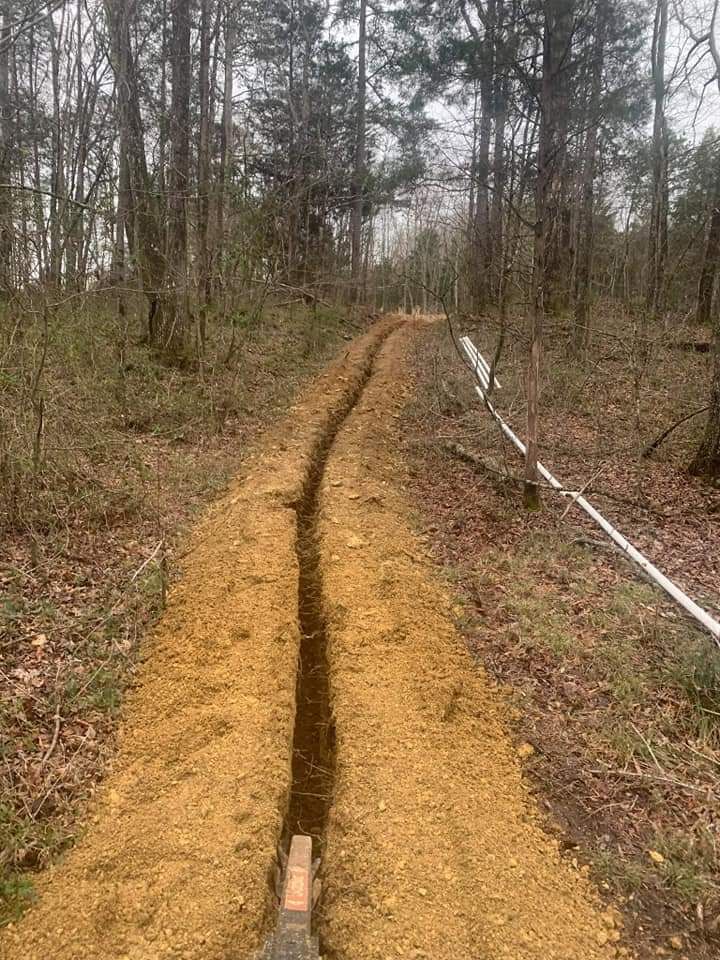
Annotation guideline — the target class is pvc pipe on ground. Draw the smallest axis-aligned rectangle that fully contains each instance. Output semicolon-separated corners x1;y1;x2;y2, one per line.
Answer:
460;336;501;390
460;336;492;378
463;349;490;391
459;337;720;649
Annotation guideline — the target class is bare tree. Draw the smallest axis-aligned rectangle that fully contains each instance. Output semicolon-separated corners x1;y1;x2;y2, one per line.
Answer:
152;0;191;359
105;0;165;342
350;0;367;300
217;0;234;289
0;0;12;293
645;0;668;320
197;0;215;349
524;0;575;509
689;0;720;477
572;0;606;354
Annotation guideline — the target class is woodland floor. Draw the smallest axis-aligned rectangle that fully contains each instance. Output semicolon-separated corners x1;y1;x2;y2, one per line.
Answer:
401;310;720;959
0;311;718;960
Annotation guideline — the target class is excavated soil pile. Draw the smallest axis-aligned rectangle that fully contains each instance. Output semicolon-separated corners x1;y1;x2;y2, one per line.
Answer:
319;321;626;960
3;316;630;960
0;317;399;960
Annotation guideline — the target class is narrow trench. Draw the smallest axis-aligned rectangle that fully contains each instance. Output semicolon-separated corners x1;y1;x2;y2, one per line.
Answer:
284;446;337;852
281;334;391;863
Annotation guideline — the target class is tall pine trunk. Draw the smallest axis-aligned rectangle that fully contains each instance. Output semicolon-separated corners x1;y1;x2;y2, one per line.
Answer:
460;0;496;312
646;0;668;320
696;177;720;326
350;0;366;301
0;0;12;294
572;0;605;353
472;72;492;310
689;332;720;478
525;0;573;509
197;0;213;350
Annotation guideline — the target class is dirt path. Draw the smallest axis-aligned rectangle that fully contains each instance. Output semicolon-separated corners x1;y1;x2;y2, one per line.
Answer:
1;318;626;960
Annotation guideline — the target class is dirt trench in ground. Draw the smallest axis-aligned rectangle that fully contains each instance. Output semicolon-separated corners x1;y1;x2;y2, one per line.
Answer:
2;317;624;960
0;317;398;960
317;322;622;960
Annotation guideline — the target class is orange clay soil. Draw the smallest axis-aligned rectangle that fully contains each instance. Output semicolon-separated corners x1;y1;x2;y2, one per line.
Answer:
318;320;628;960
2;315;631;960
0;317;399;960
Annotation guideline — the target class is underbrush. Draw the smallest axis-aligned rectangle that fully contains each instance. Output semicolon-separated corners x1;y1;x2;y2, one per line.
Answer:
0;295;344;536
402;315;720;958
0;291;351;925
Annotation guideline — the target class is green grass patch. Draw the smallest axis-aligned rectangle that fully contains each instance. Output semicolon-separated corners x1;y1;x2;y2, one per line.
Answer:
0;875;37;926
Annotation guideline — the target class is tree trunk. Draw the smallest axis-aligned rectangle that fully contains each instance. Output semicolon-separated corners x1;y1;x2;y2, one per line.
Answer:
197;0;213;350
525;0;573;509
464;83;480;310
28;25;47;280
0;0;12;294
689;0;720;477
646;0;668;319
689;331;720;478
472;67;493;311
158;0;192;360
217;1;234;289
48;12;64;287
66;0;86;291
350;0;366;301
296;0;312;286
572;0;605;353
696;196;720;326
458;0;499;311
489;69;507;304
113;134;130;285
105;0;165;339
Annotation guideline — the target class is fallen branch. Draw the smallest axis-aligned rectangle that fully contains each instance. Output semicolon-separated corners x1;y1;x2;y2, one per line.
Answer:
591;486;660;514
593;767;710;796
275;298;304;307
560;463;607;520
668;340;711;353
129;539;164;584
41;709;62;765
642;405;710;458
570;536;613;551
249;278;332;308
442;440;522;485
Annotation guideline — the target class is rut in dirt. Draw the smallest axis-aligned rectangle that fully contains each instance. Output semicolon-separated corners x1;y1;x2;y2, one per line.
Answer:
282;331;392;859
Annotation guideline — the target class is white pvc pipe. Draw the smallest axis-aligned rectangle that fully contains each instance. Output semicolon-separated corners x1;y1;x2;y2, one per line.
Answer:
461;337;500;389
460;337;720;648
461;343;490;391
460;335;501;389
